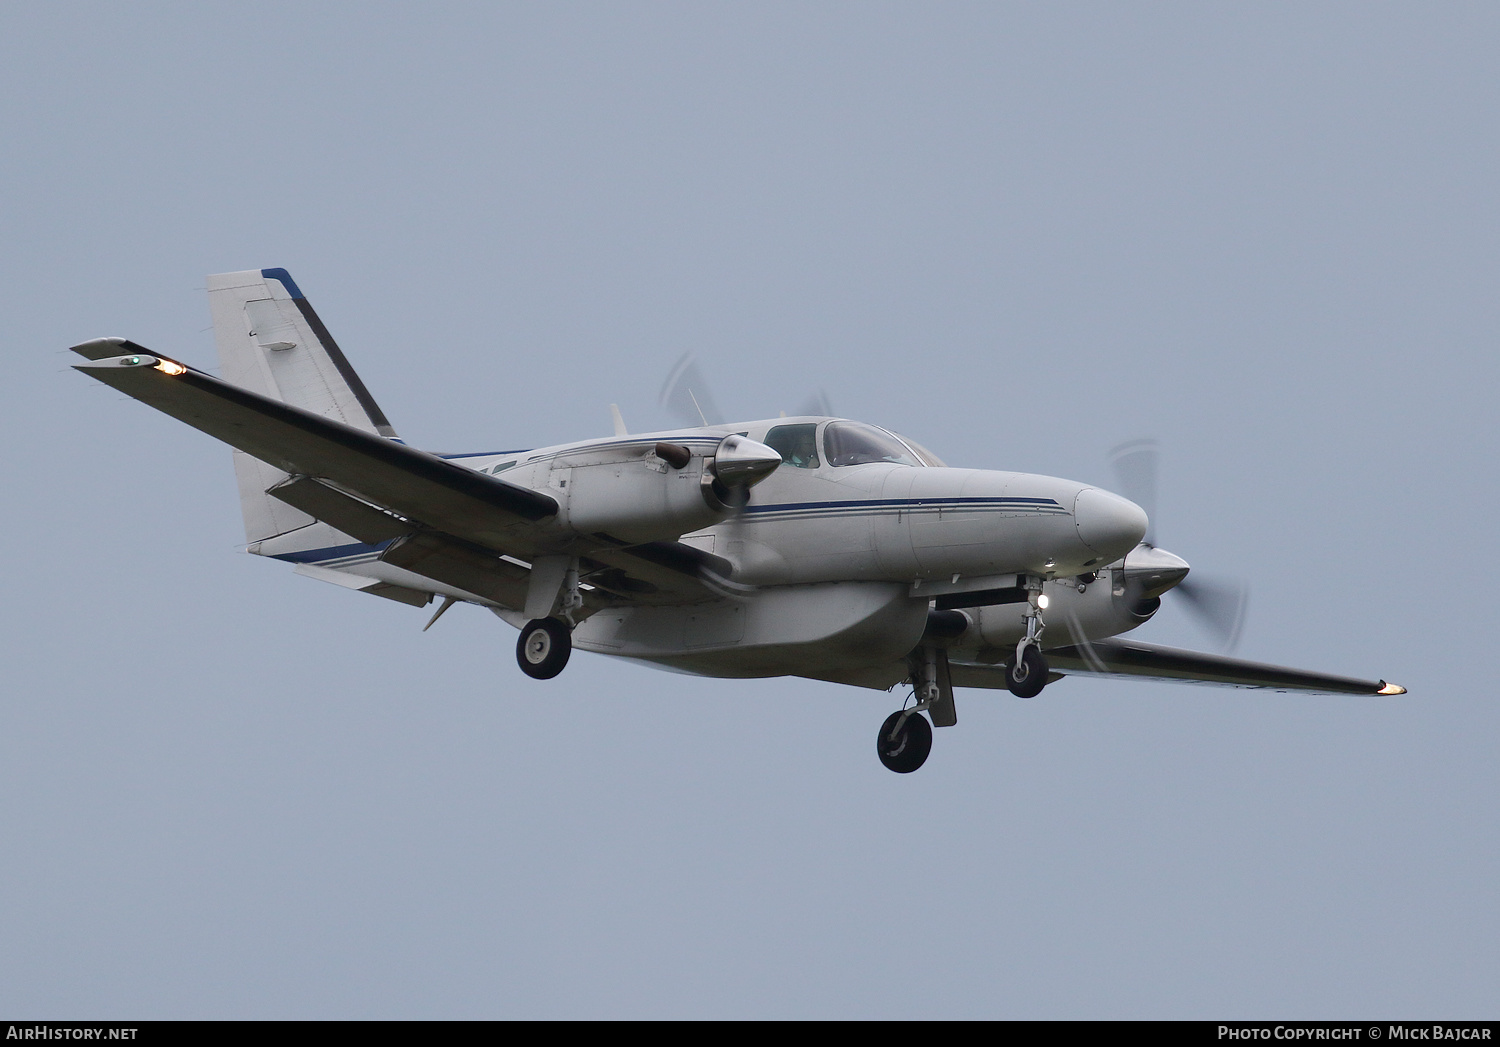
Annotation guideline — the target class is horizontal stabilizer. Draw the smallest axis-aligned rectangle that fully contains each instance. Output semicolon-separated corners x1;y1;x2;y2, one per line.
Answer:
293;562;432;607
268;475;412;546
379;532;533;608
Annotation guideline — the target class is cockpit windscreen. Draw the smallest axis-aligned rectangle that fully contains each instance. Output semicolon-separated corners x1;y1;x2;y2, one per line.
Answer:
823;422;925;468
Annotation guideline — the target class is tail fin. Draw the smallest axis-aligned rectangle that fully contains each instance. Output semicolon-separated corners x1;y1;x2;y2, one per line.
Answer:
208;268;395;435
207;268;397;546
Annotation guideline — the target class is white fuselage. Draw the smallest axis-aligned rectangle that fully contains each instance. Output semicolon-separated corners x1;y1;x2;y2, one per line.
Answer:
429;417;1152;686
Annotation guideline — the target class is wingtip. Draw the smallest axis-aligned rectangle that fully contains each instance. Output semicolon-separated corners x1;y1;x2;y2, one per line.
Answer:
1377;682;1407;695
72;352;190;377
69;336;138;360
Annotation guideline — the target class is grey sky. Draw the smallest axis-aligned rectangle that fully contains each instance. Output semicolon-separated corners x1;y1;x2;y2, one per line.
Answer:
2;2;1495;1018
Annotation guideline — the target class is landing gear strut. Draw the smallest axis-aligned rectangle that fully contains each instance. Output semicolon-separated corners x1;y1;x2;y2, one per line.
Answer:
516;617;571;679
1007;576;1050;699
876;709;932;773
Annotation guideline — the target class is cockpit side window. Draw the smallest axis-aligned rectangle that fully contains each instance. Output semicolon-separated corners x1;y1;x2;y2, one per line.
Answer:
764;423;820;469
823;422;923;468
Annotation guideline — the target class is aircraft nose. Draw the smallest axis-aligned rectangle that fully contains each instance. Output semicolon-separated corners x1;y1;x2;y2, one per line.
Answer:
1074;487;1149;561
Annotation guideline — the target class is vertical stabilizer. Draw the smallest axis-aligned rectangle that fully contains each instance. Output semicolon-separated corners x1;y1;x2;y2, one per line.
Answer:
207;268;398;545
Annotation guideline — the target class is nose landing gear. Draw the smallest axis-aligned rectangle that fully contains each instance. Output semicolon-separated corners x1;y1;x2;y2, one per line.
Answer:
1007;577;1050;698
1006;644;1048;698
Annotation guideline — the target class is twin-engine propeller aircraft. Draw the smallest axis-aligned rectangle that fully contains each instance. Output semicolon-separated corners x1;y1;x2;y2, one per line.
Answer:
72;268;1405;773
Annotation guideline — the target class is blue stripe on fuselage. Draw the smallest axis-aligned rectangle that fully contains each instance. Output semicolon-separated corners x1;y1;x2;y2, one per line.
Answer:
265;498;1060;565
743;496;1063;516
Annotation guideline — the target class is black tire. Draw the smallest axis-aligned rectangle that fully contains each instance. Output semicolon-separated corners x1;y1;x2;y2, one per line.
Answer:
516;618;572;679
1006;645;1048;699
876;710;933;773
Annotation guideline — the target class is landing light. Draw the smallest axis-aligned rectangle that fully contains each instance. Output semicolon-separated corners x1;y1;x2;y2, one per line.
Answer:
155;359;187;376
1037;594;1050;609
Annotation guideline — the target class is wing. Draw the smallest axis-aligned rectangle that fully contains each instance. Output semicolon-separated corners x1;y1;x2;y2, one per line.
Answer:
949;637;1405;696
75;343;558;544
73;343;724;610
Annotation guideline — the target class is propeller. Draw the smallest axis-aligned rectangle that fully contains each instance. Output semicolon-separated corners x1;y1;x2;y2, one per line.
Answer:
1108;438;1158;547
659;352;723;427
793;389;834;418
658;352;835;429
651;354;832;588
1108;438;1249;652
1174;575;1249;651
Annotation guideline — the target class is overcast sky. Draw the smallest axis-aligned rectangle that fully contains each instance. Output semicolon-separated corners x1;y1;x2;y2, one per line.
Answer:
2;2;1495;1018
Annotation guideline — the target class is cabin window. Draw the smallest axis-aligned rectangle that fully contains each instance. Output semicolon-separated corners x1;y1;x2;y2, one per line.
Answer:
823;422;923;468
764;423;820;469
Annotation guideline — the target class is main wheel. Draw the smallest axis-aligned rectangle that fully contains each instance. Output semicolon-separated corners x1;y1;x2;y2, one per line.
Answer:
516;617;572;679
876;710;933;773
1006;644;1048;699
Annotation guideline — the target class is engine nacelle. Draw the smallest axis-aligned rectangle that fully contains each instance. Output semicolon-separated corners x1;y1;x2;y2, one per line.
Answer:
559;435;781;545
963;568;1158;650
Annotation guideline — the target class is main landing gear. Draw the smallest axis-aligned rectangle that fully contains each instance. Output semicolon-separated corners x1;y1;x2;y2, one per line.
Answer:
516;617;572;679
876;641;954;773
515;556;582;680
877;709;932;773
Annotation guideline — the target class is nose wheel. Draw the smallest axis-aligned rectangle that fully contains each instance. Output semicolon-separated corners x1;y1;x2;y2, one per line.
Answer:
1006;644;1049;698
877;709;932;773
517;617;572;679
